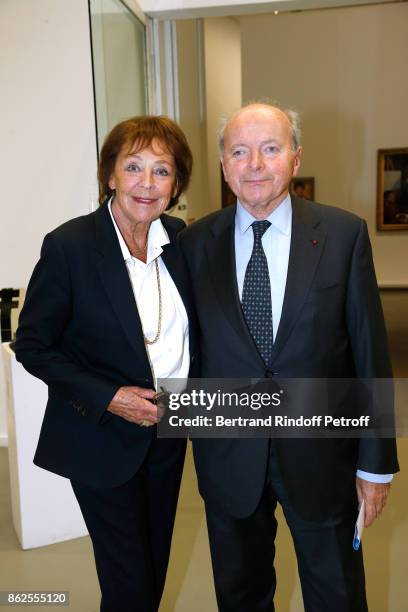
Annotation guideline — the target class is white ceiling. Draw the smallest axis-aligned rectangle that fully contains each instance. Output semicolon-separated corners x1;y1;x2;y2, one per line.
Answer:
137;0;403;20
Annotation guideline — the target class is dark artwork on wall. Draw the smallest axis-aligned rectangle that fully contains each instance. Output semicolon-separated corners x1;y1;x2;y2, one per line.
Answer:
290;177;315;201
377;148;408;230
221;165;236;208
0;288;19;342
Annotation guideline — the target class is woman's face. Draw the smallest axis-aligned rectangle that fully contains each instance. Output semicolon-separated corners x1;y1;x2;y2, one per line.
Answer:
109;139;177;227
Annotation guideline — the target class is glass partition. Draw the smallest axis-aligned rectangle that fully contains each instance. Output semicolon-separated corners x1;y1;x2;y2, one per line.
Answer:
89;0;147;153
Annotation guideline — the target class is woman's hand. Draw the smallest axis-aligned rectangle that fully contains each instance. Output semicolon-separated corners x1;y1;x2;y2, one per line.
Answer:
107;386;159;425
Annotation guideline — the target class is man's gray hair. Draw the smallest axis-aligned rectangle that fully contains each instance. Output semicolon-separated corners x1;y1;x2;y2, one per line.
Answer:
218;102;301;156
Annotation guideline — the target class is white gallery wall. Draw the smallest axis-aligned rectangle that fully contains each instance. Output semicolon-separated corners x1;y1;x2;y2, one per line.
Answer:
240;2;408;286
0;0;98;444
0;0;98;289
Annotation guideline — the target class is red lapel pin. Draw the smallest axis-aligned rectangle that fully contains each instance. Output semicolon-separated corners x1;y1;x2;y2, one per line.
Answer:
311;239;318;247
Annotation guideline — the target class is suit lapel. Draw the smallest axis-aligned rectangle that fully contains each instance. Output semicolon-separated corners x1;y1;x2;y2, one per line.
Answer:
160;216;197;356
93;205;149;363
205;205;263;362
160;244;191;318
160;216;190;315
270;197;326;363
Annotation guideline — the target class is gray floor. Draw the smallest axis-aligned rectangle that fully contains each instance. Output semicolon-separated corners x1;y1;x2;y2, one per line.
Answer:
0;290;407;611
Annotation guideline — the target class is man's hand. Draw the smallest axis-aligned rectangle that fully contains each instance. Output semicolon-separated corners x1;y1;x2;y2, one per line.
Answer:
107;386;158;425
356;477;390;528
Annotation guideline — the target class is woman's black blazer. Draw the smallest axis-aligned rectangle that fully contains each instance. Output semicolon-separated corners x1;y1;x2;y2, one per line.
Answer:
15;204;198;487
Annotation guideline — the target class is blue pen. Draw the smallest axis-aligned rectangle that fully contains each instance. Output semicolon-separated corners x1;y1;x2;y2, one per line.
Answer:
353;525;361;551
353;500;365;550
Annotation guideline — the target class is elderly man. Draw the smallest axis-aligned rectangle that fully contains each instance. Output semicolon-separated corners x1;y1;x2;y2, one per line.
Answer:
180;103;398;612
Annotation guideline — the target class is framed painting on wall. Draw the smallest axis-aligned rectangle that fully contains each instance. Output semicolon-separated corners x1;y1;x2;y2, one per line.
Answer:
377;148;408;230
290;177;315;201
221;164;236;208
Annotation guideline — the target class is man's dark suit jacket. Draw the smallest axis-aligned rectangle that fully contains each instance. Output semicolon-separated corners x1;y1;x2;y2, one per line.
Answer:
180;197;399;521
15;203;197;488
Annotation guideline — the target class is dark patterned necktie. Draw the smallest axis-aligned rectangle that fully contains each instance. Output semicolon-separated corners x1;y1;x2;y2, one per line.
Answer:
241;220;273;365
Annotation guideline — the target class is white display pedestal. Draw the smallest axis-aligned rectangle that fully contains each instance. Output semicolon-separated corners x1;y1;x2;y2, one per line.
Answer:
0;288;26;446
2;343;88;549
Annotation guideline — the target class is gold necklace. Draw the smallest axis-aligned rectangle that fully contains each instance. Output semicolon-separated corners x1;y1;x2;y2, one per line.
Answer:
144;258;162;345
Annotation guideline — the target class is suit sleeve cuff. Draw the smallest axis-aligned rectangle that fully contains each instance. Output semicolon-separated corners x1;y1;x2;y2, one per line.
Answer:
356;470;394;483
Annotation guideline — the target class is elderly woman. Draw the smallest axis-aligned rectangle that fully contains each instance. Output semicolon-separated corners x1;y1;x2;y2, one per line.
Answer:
15;116;196;612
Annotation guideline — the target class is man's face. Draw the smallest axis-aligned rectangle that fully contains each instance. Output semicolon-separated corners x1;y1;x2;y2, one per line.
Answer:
221;106;302;218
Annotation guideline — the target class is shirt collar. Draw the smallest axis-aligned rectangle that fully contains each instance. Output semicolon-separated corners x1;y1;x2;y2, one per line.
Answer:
235;193;292;237
108;199;170;264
